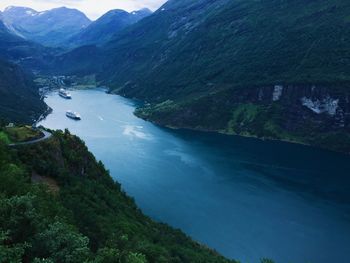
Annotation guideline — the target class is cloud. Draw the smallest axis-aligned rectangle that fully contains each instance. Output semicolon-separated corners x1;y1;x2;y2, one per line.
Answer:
0;0;167;20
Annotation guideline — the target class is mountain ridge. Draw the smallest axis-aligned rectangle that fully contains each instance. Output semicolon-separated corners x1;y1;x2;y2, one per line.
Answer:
2;6;91;46
66;8;152;47
91;0;350;153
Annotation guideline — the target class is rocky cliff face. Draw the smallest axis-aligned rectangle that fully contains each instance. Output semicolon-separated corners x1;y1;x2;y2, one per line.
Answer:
229;84;350;132
136;85;350;153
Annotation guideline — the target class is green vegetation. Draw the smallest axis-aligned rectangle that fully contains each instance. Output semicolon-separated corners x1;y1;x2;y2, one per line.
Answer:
0;128;242;263
0;131;10;144
91;0;350;153
118;0;350;94
4;126;43;142
0;125;44;144
0;59;47;124
227;104;261;135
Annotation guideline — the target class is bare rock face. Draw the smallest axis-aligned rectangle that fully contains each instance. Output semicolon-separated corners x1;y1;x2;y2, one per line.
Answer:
241;84;350;132
136;83;350;152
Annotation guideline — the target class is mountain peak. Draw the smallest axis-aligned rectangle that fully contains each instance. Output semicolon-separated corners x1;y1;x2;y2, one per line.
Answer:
3;6;38;16
105;9;129;16
2;5;91;46
131;8;152;16
4;6;30;11
67;7;152;47
50;6;85;14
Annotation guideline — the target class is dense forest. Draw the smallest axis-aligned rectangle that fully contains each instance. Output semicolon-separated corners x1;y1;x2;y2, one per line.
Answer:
0;127;246;262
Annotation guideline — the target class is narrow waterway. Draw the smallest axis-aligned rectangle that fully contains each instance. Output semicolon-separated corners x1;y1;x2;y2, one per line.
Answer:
39;89;350;263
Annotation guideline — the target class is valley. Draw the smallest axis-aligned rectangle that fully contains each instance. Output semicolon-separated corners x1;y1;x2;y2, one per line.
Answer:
35;0;350;153
0;0;350;262
39;89;350;263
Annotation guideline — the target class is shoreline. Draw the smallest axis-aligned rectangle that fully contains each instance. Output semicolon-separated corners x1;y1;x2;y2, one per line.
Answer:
39;86;349;155
135;113;350;156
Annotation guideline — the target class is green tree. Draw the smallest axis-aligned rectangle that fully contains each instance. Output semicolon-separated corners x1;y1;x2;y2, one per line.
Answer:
0;231;26;263
34;221;90;263
94;247;121;263
126;252;147;263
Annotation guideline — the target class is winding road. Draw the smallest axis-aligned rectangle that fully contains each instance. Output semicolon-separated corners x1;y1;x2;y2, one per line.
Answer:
9;130;52;147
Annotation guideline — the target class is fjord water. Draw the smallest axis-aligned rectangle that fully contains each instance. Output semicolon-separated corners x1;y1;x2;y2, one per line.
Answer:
39;89;350;263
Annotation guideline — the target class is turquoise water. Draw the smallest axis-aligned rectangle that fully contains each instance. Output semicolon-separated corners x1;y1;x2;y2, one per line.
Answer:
39;89;350;263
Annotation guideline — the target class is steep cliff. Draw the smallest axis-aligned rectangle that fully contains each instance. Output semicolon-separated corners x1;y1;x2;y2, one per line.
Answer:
136;84;350;153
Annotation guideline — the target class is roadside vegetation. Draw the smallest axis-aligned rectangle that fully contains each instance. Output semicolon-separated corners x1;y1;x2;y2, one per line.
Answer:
4;126;43;143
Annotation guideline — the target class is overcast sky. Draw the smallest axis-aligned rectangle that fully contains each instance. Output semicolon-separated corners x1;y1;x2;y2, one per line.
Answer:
0;0;167;20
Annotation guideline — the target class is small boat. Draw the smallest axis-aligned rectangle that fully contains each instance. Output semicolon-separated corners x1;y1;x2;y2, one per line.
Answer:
59;88;72;99
66;110;81;120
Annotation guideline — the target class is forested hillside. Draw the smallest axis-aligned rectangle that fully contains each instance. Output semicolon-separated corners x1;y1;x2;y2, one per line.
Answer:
0;60;47;123
0;17;52;124
0;129;237;263
90;0;350;153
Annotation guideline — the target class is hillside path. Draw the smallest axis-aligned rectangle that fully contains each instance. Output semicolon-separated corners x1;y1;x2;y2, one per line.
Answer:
9;130;52;147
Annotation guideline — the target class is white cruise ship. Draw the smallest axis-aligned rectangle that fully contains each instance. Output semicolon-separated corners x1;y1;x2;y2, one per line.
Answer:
66;111;81;120
59;88;72;99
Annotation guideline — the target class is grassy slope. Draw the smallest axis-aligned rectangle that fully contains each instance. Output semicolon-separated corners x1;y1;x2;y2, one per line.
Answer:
4;126;42;142
0;129;238;263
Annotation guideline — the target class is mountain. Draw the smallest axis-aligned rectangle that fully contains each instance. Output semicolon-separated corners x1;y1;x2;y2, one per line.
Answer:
0;17;50;124
0;128;237;263
68;8;152;47
0;18;56;71
68;0;349;153
2;6;91;46
0;59;47;123
0;17;22;42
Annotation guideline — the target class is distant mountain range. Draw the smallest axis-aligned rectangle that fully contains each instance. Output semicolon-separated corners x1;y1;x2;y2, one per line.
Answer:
0;6;152;48
1;6;91;47
56;0;350;153
67;8;152;47
0;17;56;70
0;5;151;124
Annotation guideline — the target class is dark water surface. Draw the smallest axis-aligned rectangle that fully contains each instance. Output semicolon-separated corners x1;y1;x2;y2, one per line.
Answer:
39;89;350;263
